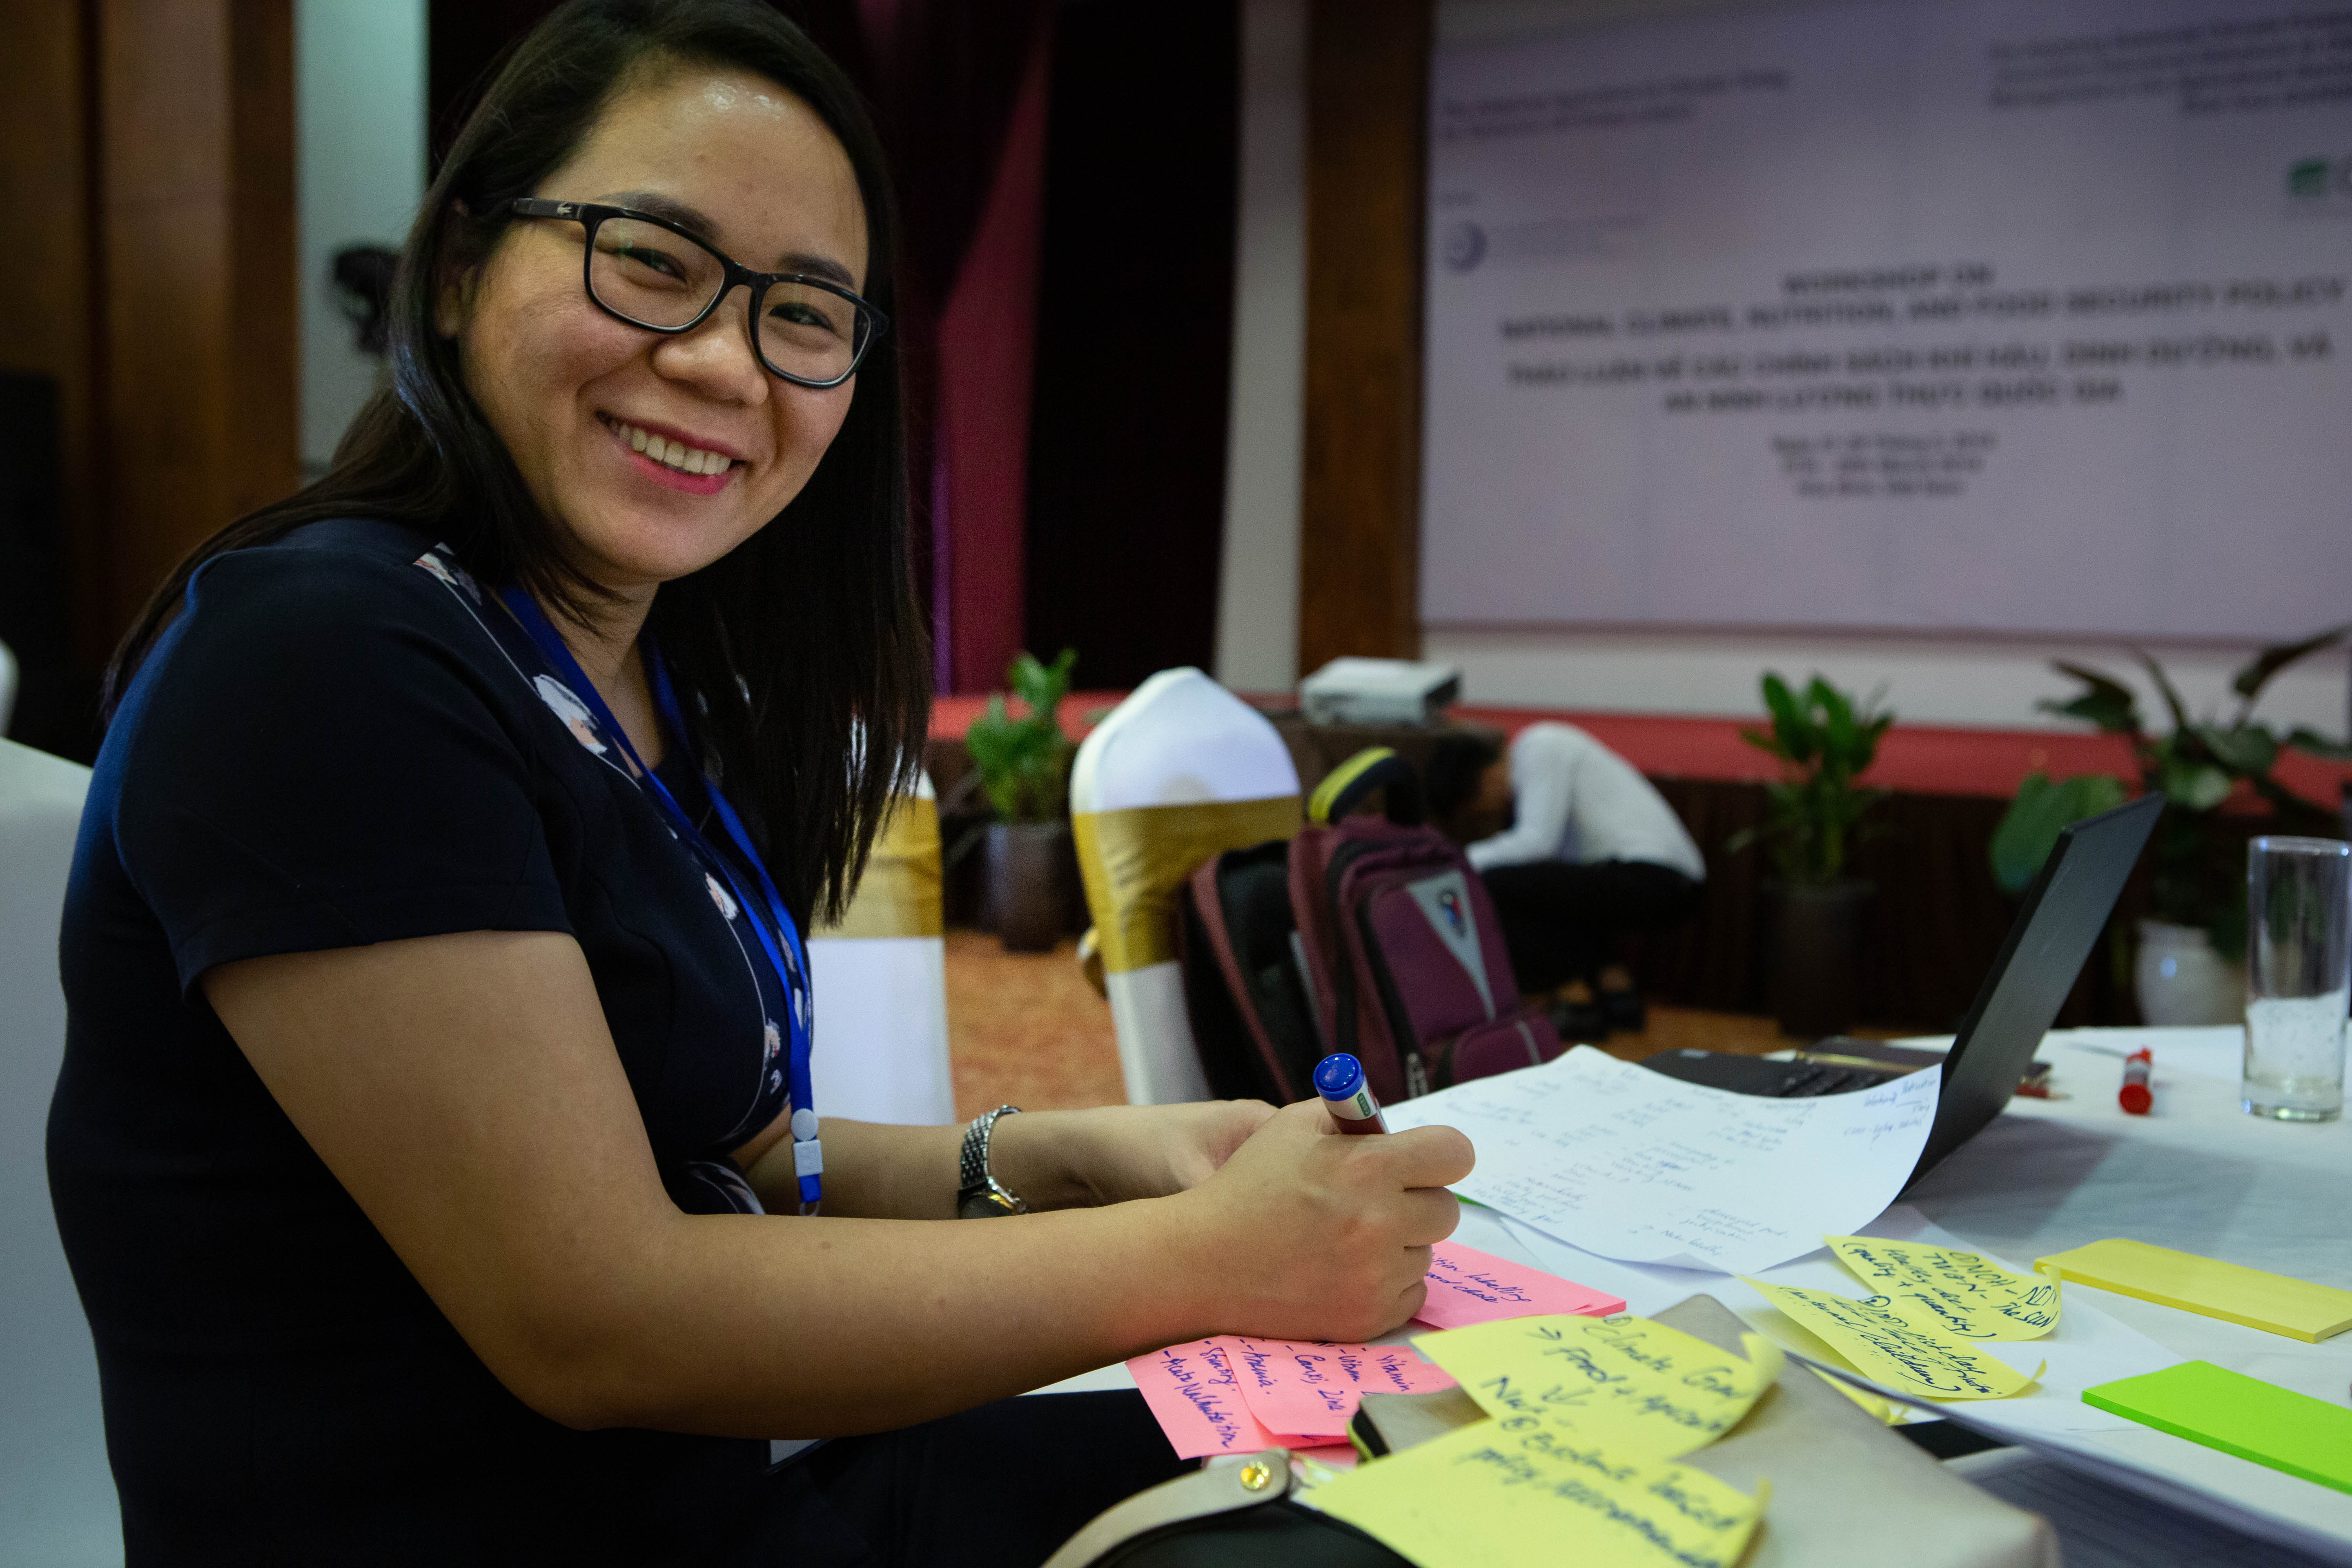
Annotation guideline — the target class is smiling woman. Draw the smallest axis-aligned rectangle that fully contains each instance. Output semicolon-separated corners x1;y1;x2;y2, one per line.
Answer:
46;2;1472;1566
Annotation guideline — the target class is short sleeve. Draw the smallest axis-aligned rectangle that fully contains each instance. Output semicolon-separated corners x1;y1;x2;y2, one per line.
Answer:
112;543;571;996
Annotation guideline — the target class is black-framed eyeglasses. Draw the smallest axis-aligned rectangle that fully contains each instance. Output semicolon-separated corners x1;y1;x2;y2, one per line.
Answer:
508;197;886;389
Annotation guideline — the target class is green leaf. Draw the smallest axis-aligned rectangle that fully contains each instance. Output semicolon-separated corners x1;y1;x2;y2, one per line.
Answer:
2131;647;2193;735
2041;662;2141;735
1990;773;2129;893
2285;726;2352;763
2194;724;2277;777
2157;757;2233;813
1760;673;1814;765
2232;621;2352;704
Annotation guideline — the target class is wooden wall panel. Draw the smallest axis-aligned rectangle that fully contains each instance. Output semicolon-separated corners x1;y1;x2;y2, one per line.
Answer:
0;0;102;668
96;0;298;651
1297;0;1430;675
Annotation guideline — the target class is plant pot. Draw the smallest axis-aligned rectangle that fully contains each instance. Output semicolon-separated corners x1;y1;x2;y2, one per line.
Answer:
1760;878;1875;1039
2132;917;2245;1027
984;821;1083;954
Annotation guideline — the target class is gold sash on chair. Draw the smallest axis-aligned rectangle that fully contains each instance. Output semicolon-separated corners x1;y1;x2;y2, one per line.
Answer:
815;795;944;940
1072;795;1302;974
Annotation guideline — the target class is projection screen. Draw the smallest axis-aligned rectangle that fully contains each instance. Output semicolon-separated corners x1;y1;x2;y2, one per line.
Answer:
1421;0;2352;640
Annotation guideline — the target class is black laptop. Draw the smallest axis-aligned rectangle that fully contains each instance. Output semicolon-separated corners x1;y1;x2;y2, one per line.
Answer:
1640;793;2161;1185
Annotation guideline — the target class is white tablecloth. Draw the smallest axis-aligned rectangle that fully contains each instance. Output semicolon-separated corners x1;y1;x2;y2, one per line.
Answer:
1043;1026;2352;1555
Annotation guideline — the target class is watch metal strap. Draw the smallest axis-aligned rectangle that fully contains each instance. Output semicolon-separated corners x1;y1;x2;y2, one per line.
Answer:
957;1105;1027;1218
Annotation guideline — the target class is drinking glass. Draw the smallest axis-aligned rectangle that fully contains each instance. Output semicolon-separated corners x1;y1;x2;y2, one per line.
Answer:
2243;836;2351;1121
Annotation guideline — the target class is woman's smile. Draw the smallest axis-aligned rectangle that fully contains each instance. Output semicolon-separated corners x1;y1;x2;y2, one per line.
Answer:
596;411;743;494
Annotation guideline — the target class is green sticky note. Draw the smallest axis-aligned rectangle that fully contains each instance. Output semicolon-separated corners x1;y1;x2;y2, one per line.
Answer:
2082;1362;2352;1495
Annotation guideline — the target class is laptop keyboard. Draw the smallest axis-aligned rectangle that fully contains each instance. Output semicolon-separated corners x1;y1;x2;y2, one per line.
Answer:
1769;1063;1895;1097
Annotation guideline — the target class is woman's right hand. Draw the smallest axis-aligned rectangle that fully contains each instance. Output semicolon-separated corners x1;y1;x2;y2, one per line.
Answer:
1170;1098;1474;1343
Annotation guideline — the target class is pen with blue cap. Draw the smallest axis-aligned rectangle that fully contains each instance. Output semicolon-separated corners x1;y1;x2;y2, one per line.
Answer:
1314;1052;1388;1134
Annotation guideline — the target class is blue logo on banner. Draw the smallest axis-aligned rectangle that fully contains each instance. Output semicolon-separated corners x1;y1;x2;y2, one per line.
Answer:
1442;220;1488;273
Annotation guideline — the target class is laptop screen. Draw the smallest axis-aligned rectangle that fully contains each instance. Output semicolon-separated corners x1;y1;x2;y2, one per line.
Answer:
1907;793;2162;1184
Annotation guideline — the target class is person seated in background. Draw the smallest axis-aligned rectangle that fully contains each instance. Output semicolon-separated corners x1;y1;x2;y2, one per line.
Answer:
1427;723;1705;1039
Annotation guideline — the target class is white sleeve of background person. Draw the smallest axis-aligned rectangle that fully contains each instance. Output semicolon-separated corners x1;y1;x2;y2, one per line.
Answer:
1465;722;1580;871
1561;729;1707;880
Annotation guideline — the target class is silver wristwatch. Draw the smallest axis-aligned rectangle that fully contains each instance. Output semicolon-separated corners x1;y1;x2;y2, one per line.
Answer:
956;1105;1027;1218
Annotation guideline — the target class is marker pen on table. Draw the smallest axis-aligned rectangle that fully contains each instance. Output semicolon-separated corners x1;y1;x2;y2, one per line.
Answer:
2118;1048;2153;1115
1315;1053;1388;1134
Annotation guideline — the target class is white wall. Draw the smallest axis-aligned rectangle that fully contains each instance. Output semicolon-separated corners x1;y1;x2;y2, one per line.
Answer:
1213;0;2352;738
296;0;428;475
1214;0;1310;695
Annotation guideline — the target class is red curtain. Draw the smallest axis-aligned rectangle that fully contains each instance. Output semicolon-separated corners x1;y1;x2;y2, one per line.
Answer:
831;0;1056;694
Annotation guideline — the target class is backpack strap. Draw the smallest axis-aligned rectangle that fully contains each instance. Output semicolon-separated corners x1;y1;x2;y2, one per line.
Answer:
1307;747;1425;827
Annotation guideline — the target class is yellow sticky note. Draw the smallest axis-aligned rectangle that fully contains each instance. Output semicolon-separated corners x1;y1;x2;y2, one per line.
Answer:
1308;1419;1767;1568
1414;1313;1783;1459
2035;1238;2352;1343
1741;1278;2038;1401
1825;1235;2060;1340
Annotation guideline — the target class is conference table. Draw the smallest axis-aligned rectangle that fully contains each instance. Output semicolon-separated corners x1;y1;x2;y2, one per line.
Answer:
1042;1025;2352;1561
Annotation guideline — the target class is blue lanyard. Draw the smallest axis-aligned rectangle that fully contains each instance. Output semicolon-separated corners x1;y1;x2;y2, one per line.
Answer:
499;588;821;1212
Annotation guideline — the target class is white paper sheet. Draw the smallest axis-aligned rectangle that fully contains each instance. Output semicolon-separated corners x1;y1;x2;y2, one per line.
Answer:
1385;1045;1939;1274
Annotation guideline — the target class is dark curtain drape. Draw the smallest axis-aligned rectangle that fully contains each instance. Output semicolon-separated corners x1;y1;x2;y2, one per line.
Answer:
800;0;1055;693
1022;0;1240;690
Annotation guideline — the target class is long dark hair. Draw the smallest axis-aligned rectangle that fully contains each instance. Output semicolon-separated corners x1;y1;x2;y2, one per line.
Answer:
107;0;929;925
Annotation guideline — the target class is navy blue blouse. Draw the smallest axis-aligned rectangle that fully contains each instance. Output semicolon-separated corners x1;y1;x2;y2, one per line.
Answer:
49;517;800;1563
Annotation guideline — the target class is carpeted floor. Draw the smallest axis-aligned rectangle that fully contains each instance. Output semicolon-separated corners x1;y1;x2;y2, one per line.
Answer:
943;929;1822;1120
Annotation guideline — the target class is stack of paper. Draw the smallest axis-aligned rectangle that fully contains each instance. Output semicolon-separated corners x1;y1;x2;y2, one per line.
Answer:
1384;1045;1941;1274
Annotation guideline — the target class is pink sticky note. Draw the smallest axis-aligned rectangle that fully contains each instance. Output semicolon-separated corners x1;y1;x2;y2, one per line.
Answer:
1227;1337;1457;1438
1412;1240;1627;1330
1128;1339;1304;1459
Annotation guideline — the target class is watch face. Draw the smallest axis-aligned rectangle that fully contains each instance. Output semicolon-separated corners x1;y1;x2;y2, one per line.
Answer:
956;1188;1021;1220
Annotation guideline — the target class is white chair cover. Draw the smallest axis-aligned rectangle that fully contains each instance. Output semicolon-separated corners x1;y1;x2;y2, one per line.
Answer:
1070;669;1300;1105
0;739;118;1562
807;771;955;1127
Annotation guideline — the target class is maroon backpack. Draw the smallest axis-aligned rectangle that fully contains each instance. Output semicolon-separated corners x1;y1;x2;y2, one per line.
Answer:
1180;748;1561;1105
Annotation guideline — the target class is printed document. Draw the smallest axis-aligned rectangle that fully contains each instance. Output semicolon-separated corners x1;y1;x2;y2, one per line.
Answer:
1385;1046;1937;1274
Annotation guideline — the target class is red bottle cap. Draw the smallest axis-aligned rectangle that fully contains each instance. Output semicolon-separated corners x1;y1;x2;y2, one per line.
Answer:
2118;1048;2153;1115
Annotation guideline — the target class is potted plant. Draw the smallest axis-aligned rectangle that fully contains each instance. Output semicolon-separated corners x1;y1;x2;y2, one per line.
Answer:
1730;673;1895;1037
963;648;1083;953
1991;626;2352;1025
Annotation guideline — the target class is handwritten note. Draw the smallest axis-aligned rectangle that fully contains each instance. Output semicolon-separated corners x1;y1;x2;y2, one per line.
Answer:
1128;1339;1301;1458
1825;1235;2060;1340
1230;1336;1458;1438
1417;1240;1627;1329
1383;1045;1939;1274
1414;1313;1783;1459
1307;1420;1768;1568
1741;1279;2038;1401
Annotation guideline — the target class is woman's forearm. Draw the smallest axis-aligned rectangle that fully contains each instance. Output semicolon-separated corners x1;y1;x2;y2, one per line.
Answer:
553;1197;1216;1437
744;1112;1122;1220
